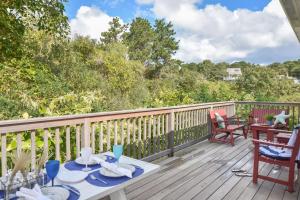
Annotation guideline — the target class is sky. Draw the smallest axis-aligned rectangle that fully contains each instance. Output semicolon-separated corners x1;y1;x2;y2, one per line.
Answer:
65;0;300;64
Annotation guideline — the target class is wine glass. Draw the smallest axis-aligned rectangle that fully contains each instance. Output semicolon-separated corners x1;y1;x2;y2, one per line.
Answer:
81;147;92;172
45;160;60;186
113;145;123;165
254;118;258;124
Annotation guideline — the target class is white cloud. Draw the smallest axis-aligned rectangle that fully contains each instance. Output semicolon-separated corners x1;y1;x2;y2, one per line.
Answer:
138;0;300;63
70;6;113;40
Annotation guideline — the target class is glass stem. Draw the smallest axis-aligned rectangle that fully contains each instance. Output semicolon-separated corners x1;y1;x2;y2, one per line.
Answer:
52;179;54;186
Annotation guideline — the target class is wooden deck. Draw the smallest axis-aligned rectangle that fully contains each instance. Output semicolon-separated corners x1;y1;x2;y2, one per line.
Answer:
124;137;300;200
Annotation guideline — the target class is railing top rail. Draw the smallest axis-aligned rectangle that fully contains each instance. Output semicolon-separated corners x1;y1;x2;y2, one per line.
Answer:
0;101;234;129
235;101;300;105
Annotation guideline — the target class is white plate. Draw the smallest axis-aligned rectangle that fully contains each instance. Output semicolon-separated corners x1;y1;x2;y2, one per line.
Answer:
41;186;70;200
75;155;106;166
99;163;135;178
57;170;87;183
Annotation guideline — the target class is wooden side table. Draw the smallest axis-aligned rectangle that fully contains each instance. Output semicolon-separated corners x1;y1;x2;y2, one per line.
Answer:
251;124;273;140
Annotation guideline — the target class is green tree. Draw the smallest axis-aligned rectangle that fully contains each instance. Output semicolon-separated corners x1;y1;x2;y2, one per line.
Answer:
71;36;97;63
0;0;69;61
235;67;295;101
197;60;227;80
150;19;179;78
124;17;154;64
100;17;126;45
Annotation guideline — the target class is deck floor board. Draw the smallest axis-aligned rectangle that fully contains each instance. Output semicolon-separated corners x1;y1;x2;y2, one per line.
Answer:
122;137;300;200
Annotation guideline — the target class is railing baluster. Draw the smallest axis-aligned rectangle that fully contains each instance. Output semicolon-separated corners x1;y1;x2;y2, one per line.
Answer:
193;111;196;139
197;110;200;137
1;134;7;175
44;129;49;159
147;116;152;156
76;125;81;158
31;131;36;170
143;117;147;141
153;116;156;153
55;128;60;161
190;111;193;140
91;123;96;153
179;112;182;144
114;120;118;145
143;117;147;157
138;117;142;159
121;120;125;145
157;115;161;152
185;112;188;142
66;126;71;161
16;132;22;157
127;119;131;156
292;106;295;126
133;118;136;158
82;119;91;148
162;115;165;150
107;121;111;151
165;114;169;148
168;111;175;157
175;113;178;145
99;122;103;152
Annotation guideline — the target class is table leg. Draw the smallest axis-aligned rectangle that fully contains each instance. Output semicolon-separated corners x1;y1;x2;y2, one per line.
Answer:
252;129;259;140
110;189;127;200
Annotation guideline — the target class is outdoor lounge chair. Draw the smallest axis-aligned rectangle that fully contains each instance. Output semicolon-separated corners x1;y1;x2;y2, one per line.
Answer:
248;108;289;129
253;126;300;192
209;109;246;146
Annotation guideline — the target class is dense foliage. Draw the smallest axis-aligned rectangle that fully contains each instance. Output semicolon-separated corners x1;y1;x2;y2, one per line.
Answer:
0;4;300;120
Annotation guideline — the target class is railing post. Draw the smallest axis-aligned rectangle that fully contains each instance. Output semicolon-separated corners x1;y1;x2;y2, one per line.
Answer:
83;119;90;148
167;110;175;157
207;108;212;136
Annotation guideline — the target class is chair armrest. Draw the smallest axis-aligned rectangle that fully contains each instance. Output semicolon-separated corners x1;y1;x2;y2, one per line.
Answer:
268;129;292;134
228;115;239;119
227;116;240;125
252;139;294;149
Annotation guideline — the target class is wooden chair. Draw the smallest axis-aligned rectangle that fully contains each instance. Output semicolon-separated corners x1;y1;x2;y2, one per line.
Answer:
253;128;300;192
209;109;246;146
248;108;289;127
247;108;290;135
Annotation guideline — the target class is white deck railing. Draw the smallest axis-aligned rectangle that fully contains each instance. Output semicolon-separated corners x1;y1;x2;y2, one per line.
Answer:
0;102;236;176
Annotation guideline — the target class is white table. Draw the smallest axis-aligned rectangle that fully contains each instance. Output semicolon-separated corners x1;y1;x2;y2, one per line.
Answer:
57;152;160;200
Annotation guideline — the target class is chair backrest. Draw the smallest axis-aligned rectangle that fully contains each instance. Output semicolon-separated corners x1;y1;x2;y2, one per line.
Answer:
209;109;228;131
249;108;289;124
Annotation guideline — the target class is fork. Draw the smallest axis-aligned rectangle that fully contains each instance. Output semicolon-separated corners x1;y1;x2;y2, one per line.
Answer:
90;174;108;184
61;185;80;196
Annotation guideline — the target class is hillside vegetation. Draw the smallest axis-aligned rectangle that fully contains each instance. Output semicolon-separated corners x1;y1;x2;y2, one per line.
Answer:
1;1;300;120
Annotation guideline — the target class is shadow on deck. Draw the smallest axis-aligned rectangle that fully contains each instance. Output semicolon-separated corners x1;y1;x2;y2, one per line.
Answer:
124;137;300;200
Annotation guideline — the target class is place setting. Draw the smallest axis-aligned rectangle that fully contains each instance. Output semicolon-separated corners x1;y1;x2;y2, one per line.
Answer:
84;145;144;187
0;145;146;199
17;156;80;200
0;151;80;200
64;148;116;172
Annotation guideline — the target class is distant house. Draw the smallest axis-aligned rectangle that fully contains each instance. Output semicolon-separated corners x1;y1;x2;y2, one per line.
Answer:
223;68;242;81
